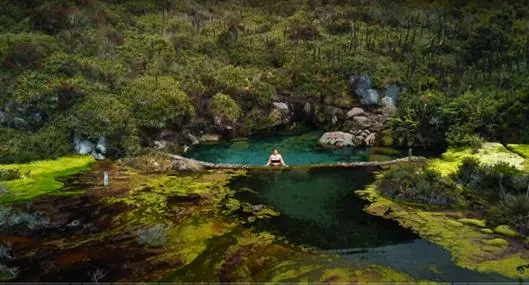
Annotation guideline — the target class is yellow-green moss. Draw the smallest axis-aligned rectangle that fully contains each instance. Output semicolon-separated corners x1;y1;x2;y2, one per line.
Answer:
356;187;529;280
507;144;529;170
446;220;464;227
428;143;526;176
493;225;520;238
480;228;494;234
0;156;95;203
481;238;509;248
458;218;486;228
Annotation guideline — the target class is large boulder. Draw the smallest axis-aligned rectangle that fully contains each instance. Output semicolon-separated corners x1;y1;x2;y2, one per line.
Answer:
75;139;94;155
270;102;291;126
347;107;364;118
318;131;357;147
349;75;372;90
349;75;380;106
272;102;289;114
95;137;107;154
355;89;380;106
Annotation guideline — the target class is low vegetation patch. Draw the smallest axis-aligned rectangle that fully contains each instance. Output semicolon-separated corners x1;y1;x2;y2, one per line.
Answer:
0;156;94;203
136;224;167;247
0;169;20;182
374;162;459;208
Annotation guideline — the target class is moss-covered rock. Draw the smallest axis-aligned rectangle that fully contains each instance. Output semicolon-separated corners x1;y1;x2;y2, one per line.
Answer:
481;238;509;247
458;218;487;228
480;228;494;234
493;225;520;238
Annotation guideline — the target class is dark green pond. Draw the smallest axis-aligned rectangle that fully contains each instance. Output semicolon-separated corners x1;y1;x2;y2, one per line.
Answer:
187;131;431;165
229;168;513;282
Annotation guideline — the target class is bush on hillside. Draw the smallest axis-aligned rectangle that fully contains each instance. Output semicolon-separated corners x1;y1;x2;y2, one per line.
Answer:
126;76;194;129
209;93;241;123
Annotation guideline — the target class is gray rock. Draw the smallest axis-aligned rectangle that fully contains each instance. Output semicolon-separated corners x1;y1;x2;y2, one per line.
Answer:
349;75;372;90
91;151;105;160
75;140;94;155
187;133;199;145
199;134;220;142
347;107;364;118
384;84;399;102
271;102;291;125
364;133;377;146
353;116;370;128
381;96;396;108
153;140;168;149
95;137;107;154
272;102;289;114
355;89;379;106
318;131;356;147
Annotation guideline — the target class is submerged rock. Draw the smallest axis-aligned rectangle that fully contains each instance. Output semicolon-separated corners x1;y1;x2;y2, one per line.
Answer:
318;131;357;147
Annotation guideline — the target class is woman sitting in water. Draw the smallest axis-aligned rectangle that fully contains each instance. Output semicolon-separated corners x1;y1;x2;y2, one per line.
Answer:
265;148;287;167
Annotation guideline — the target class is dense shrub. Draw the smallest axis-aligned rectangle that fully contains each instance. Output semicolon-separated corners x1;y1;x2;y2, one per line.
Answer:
485;194;529;236
375;163;460;207
209;93;241;123
287;11;320;41
453;158;528;200
30;5;73;35
126;76;194;129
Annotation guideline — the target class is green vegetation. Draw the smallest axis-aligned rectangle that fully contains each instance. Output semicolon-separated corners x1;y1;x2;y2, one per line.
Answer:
374;162;459;207
0;156;94;203
366;143;529;279
2;1;529;162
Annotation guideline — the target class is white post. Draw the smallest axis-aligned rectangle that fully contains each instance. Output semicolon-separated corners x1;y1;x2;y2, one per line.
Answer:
103;171;109;186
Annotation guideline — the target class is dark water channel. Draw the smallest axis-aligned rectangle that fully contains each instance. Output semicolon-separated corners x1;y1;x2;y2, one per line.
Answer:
228;167;514;282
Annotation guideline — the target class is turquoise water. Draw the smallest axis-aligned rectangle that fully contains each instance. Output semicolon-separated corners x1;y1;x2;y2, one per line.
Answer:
229;168;513;282
187;132;421;165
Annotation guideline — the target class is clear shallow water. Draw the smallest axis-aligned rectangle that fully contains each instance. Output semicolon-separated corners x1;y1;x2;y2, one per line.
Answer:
186;131;422;165
229;168;513;282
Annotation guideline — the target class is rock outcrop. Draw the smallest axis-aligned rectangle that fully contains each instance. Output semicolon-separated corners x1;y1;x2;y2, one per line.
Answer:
74;136;107;160
318;131;357;147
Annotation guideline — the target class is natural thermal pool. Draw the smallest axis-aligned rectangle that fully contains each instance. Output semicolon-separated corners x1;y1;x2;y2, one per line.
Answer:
186;131;430;165
1;135;524;282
